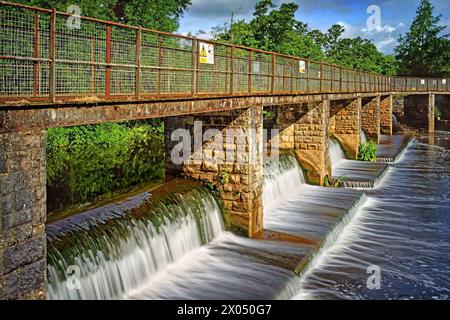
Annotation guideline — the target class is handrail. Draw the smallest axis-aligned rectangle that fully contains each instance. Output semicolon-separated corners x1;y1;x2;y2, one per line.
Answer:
0;0;449;104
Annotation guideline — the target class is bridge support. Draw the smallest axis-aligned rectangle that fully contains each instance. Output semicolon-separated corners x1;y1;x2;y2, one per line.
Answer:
329;98;361;160
361;96;381;143
404;94;435;133
164;107;263;237
380;95;393;135
0;130;46;300
263;102;331;185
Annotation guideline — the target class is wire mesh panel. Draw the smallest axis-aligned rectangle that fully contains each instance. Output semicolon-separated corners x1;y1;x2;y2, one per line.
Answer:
232;48;250;94
0;5;50;97
160;34;193;95
198;41;229;95
292;58;307;93
273;56;293;93
251;51;272;93
140;31;159;95
55;15;107;95
406;77;418;92
332;66;340;93
429;79;438;91
307;62;320;93
348;70;355;92
321;64;332;92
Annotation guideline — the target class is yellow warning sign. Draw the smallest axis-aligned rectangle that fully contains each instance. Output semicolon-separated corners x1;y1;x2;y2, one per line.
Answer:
199;42;214;64
299;60;306;74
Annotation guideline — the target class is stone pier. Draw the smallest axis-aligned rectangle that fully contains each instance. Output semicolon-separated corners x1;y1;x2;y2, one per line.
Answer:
361;96;381;143
0;130;46;300
380;95;393;135
404;94;435;133
329;98;361;159
264;102;331;185
164;106;263;237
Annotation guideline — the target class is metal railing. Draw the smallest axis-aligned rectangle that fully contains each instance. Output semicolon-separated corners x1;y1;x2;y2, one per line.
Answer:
1;1;449;104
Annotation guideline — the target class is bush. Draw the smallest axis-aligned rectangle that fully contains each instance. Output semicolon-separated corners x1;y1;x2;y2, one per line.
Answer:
435;105;442;119
358;140;378;162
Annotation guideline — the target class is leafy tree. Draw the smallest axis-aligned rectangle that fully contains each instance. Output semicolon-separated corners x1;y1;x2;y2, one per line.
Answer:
213;0;396;74
395;0;450;77
15;0;191;32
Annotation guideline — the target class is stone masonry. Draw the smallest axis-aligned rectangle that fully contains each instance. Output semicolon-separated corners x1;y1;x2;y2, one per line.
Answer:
329;98;361;159
361;96;381;143
380;95;393;135
0;130;46;300
263;102;331;185
165;107;263;237
404;94;435;133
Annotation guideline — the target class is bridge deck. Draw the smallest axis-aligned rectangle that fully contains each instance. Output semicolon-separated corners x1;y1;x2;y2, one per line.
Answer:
1;1;450;109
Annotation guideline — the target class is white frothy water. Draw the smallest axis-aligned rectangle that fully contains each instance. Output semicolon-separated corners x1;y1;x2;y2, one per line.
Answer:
329;138;346;165
263;156;306;210
47;193;224;300
360;130;367;144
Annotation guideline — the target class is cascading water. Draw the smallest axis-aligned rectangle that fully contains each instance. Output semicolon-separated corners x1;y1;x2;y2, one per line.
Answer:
263;155;306;210
294;134;450;299
46;187;224;300
329;138;346;165
360;130;367;144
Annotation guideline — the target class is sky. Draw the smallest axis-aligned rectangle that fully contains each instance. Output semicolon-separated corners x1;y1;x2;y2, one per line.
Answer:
178;0;450;54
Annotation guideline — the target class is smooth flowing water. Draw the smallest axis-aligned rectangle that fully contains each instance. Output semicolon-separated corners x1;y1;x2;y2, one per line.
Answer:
360;130;368;144
47;132;450;300
329;139;347;165
295;132;450;299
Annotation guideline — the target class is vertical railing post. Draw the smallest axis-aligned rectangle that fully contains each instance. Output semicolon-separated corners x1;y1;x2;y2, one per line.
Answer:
157;34;162;96
191;38;197;97
135;27;141;99
105;25;111;98
91;38;96;94
306;61;310;93
290;58;294;93
224;45;229;94
33;14;39;98
230;45;235;95
330;66;334;93
248;50;252;94
49;8;56;102
339;66;342;93
271;53;275;93
319;62;323;93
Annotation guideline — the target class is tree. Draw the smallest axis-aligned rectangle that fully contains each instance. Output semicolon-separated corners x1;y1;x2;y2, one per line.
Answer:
395;0;450;77
15;0;191;32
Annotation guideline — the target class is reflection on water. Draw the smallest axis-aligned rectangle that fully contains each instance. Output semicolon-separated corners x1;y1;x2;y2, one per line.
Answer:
295;131;450;300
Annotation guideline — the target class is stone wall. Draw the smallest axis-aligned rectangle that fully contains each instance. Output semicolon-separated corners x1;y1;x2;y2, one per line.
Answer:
404;94;434;133
380;95;393;135
165;107;263;237
0;130;46;300
393;95;405;121
329;98;361;159
361;96;380;142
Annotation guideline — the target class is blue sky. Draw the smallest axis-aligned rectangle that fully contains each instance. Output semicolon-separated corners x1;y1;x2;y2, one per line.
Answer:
178;0;450;53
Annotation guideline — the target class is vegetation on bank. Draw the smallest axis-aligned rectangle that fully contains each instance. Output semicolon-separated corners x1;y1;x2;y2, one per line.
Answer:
46;121;165;214
358;141;379;162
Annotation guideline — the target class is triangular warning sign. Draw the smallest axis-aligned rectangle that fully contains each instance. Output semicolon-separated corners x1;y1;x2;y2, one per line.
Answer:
200;45;207;57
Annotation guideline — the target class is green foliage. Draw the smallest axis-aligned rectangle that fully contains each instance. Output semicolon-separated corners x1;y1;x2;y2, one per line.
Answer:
16;0;191;32
219;169;230;185
358;140;379;162
395;0;450;77
435;105;442;119
324;175;347;188
263;110;277;120
46;121;164;213
213;0;396;74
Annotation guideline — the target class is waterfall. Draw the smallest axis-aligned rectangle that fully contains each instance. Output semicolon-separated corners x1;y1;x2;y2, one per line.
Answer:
392;114;398;124
328;138;346;165
263;155;306;210
360;130;367;144
46;188;224;300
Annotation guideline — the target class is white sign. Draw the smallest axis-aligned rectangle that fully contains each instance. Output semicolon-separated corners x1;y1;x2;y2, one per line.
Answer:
442;79;447;85
299;60;306;74
199;42;214;64
421;79;425;85
252;61;260;74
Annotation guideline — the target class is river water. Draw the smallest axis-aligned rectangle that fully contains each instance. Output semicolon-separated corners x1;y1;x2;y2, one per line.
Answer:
47;132;450;300
295;132;450;299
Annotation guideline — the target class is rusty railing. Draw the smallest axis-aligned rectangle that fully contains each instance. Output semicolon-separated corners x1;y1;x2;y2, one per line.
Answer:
1;1;449;104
